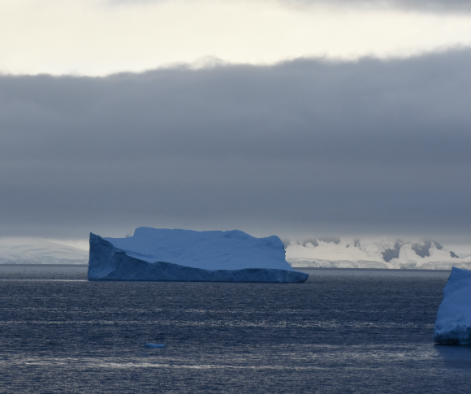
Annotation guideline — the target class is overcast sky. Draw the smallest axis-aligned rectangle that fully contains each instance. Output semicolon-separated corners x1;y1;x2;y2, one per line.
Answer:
0;0;469;245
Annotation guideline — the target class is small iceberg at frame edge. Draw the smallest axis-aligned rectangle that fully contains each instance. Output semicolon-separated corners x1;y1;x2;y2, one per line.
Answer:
434;267;471;346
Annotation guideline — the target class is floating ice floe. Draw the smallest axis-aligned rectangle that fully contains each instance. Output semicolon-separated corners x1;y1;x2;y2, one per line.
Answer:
88;227;308;283
145;343;165;348
434;267;470;345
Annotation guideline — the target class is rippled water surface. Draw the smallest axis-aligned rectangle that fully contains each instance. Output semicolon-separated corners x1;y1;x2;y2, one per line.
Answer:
0;265;469;393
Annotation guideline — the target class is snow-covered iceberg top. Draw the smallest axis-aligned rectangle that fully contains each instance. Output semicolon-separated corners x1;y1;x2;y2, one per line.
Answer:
434;267;470;345
88;227;308;283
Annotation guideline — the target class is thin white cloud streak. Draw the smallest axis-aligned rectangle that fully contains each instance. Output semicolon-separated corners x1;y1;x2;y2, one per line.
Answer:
0;0;469;76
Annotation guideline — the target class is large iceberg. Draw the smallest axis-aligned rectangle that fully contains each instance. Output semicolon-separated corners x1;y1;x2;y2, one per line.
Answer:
434;267;470;345
88;227;308;283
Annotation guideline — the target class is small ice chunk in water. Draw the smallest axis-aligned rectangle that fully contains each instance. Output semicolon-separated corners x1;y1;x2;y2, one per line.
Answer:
145;343;165;348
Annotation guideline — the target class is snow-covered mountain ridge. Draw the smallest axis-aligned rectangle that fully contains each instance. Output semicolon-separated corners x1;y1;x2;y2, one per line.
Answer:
285;237;470;270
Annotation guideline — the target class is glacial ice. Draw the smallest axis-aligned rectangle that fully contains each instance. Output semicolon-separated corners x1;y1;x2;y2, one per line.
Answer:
434;267;470;345
88;227;308;283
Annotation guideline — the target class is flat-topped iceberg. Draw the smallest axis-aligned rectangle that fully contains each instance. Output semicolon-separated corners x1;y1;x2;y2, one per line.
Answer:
88;227;308;283
434;267;470;345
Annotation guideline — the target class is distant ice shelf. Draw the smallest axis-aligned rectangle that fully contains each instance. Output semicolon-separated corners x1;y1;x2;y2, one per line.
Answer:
88;227;308;283
434;267;470;345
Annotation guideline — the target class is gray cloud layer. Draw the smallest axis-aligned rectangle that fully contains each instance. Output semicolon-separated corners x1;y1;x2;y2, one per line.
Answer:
0;50;469;240
283;0;469;13
109;0;469;13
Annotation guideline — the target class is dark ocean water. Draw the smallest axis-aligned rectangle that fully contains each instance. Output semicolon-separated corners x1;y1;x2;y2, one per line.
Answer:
0;265;469;393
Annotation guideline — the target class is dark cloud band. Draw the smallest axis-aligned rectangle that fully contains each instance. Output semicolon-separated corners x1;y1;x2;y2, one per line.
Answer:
0;49;469;240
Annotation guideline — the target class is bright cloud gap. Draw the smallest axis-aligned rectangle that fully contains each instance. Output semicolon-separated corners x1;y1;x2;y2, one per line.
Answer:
1;0;469;76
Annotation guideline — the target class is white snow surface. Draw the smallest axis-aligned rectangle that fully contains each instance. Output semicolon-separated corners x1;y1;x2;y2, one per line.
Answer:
434;267;471;345
105;227;293;271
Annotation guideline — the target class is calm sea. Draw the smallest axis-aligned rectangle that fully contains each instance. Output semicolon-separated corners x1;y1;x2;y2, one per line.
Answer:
0;265;469;393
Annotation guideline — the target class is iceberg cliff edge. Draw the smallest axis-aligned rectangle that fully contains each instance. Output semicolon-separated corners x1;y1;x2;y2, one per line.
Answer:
88;227;308;283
